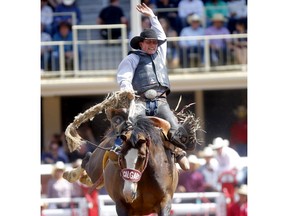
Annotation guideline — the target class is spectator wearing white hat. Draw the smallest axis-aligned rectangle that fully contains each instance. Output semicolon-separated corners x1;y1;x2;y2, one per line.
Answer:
209;137;240;176
229;184;248;216
205;13;231;65
46;161;73;208
179;14;205;67
177;155;205;193
199;146;220;191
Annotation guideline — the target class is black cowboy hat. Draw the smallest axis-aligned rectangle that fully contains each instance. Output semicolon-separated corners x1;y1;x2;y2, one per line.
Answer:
130;28;166;50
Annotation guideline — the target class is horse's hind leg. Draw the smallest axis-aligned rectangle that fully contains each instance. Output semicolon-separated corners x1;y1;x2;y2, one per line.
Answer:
63;165;84;183
63;152;92;183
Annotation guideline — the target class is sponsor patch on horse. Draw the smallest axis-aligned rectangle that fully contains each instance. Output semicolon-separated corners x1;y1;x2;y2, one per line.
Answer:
121;168;142;183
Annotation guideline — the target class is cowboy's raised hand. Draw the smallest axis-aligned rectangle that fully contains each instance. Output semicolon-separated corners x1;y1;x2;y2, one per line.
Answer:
136;3;155;17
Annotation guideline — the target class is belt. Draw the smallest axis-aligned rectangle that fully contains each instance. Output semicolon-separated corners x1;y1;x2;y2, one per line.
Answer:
139;90;167;100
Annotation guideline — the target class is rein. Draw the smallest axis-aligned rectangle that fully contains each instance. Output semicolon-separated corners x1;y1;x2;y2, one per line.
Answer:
84;139;112;151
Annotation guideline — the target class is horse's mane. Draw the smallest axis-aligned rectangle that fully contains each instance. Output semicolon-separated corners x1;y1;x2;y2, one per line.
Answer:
130;116;162;147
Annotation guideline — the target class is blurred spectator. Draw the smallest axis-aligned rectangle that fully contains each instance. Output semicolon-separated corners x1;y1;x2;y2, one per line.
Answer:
41;23;52;71
46;161;72;208
209;137;240;175
53;0;82;34
229;184;248;216
141;0;157;9
227;0;247;33
156;0;182;34
97;0;128;40
177;155;205;193
205;13;231;65
128;16;151;40
159;17;180;68
231;21;247;65
178;0;205;28
52;21;74;71
141;16;152;29
47;0;61;11
41;0;53;35
51;133;70;162
199;147;220;192
41;141;68;164
205;0;229;26
229;105;247;156
179;14;204;67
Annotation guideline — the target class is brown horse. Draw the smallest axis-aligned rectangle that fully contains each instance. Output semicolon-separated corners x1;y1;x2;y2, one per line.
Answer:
64;116;179;216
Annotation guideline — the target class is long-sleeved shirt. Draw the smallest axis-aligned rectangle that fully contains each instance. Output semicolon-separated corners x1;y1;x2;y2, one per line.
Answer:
178;0;204;19
205;0;229;20
117;16;166;91
41;5;53;26
215;146;240;175
205;26;230;49
179;26;205;48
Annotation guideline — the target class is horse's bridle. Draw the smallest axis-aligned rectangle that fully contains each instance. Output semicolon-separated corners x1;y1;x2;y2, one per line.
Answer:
118;141;150;183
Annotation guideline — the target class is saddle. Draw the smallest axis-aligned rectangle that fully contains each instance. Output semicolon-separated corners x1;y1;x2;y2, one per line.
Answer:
106;108;187;163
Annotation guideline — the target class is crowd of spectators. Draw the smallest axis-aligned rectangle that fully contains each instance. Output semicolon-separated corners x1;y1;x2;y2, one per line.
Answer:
41;0;247;71
176;136;247;214
41;0;82;71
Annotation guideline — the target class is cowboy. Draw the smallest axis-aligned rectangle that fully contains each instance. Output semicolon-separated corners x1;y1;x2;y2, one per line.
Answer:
116;3;196;170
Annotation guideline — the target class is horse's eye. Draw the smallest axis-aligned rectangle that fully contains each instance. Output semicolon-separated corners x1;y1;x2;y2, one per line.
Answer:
138;154;146;159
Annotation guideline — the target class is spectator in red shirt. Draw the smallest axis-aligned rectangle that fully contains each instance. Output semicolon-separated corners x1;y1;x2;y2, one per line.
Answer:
230;105;247;156
229;184;247;216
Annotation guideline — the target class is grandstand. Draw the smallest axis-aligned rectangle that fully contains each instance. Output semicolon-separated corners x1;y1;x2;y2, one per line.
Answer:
41;0;247;151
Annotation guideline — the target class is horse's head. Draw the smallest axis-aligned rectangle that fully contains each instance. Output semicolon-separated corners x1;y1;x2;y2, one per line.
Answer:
118;129;150;203
117;117;166;203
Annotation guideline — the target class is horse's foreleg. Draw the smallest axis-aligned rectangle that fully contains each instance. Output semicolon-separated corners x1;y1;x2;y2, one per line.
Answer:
63;166;84;183
115;202;129;216
159;195;172;216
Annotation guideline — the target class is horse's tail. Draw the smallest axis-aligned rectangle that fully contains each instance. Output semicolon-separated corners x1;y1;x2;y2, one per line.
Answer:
65;91;135;152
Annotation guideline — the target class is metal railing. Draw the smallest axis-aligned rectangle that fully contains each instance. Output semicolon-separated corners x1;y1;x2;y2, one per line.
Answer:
41;24;247;78
53;12;77;25
41;197;88;216
98;192;227;216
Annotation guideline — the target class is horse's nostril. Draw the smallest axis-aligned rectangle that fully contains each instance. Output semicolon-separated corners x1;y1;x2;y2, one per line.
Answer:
132;191;136;199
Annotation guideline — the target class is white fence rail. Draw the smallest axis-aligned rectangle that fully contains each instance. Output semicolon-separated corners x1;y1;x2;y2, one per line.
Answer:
41;192;227;216
98;192;226;216
41;197;88;216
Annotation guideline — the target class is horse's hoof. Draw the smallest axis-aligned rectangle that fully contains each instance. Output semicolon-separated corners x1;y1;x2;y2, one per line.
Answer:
80;175;93;187
63;171;71;181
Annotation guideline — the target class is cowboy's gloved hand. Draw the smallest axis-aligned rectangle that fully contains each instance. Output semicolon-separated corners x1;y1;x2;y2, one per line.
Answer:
136;3;155;18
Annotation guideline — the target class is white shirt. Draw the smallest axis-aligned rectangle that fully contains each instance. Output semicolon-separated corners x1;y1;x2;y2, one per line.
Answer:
215;146;240;175
117;16;167;91
41;5;53;26
200;158;219;190
178;0;204;19
227;0;247;18
179;26;205;48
